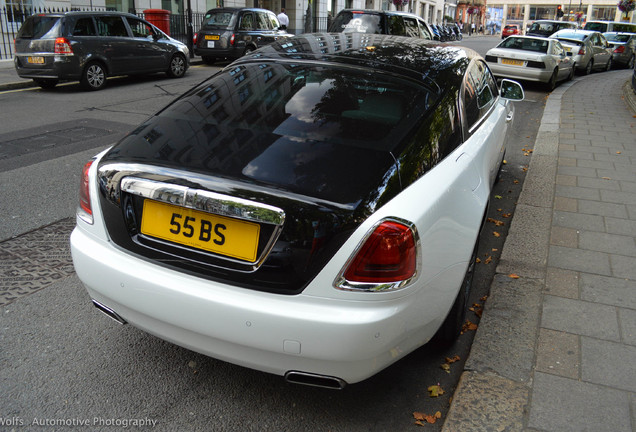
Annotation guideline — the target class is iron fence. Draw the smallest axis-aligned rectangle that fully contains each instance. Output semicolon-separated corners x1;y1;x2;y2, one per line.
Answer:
0;6;203;60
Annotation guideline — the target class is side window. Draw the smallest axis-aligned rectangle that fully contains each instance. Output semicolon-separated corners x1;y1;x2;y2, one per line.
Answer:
403;18;420;38
127;17;155;38
240;13;254;30
552;41;564;56
256;12;270;30
463;60;498;132
267;12;279;29
95;16;128;37
72;17;96;36
388;16;405;36
417;19;432;39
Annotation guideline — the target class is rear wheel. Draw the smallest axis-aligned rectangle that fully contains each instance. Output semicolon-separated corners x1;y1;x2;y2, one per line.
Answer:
627;55;635;69
433;240;479;344
33;78;58;89
81;62;107;91
584;59;593;75
167;53;186;78
605;57;612;71
546;68;558;91
567;63;576;81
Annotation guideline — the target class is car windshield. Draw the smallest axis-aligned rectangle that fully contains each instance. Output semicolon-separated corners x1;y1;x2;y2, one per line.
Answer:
17;16;61;39
584;22;608;32
329;12;384;33
202;11;236;28
499;37;549;53
604;33;630;42
555;31;586;40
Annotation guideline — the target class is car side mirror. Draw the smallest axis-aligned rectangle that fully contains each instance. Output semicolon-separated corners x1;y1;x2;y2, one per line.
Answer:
500;79;525;101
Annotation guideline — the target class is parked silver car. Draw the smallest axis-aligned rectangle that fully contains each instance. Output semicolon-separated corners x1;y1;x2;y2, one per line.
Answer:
550;29;613;75
485;35;575;90
604;32;636;69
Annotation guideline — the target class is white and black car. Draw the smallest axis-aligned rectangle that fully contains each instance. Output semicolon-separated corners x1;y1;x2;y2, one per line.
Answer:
71;33;524;388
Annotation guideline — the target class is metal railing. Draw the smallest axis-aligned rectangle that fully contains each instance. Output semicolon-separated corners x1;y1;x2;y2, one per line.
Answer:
0;6;203;60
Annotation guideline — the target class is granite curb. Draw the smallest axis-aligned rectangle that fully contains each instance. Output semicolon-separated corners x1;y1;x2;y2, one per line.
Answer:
443;73;636;431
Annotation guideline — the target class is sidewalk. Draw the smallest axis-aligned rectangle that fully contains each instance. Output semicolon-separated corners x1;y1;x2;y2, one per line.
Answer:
443;70;636;431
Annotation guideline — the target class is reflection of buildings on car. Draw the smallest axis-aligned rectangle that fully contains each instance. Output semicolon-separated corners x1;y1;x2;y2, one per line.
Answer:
485;1;634;35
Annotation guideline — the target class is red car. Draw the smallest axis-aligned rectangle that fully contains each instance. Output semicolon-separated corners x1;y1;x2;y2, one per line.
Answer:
502;24;520;39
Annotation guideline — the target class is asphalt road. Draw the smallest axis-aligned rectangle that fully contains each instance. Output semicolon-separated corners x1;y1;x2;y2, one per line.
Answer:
0;38;549;431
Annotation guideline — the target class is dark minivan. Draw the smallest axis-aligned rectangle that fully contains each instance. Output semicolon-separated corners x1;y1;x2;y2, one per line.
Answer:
14;11;189;90
193;7;291;64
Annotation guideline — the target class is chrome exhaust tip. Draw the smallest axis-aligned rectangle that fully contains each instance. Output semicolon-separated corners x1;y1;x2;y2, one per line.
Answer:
284;371;347;390
92;300;127;325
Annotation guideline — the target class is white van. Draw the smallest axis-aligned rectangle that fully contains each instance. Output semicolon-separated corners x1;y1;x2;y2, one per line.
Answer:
585;21;636;33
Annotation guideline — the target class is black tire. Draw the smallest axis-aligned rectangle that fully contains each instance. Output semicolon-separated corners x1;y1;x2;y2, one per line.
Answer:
584;59;593;75
202;56;216;65
567;63;575;81
605;57;612;72
546;68;558;91
167;54;186;78
33;78;58;89
433;240;479;344
627;55;635;70
81;62;107;91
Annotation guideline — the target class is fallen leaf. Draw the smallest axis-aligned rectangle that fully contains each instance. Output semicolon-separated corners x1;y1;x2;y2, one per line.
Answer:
502;160;507;164
509;273;520;279
480;295;488;301
502;213;512;218
616;151;621;154
428;384;445;397
513;180;519;184
445;355;460;363
601;177;611;180
413;411;442;425
475;257;481;263
441;363;450;373
492;248;498;252
494;195;503;200
487;217;505;226
484;256;492;264
493;231;500;237
461;320;478;333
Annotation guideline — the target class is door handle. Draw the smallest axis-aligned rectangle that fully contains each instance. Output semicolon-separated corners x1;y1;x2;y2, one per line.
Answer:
506;112;514;122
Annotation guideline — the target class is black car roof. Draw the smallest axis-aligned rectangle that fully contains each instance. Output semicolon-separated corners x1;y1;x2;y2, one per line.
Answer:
204;7;274;13
236;33;474;93
335;8;423;18
26;11;138;17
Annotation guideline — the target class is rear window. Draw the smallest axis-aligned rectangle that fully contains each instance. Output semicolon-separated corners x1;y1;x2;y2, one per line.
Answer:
604;33;630;42
17;16;61;39
555;31;586;40
499;37;549;53
329;12;384;34
202;11;236;28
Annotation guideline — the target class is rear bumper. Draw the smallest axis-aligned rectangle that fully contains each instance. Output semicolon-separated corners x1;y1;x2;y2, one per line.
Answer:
14;53;82;80
70;224;447;384
488;63;553;83
193;46;242;59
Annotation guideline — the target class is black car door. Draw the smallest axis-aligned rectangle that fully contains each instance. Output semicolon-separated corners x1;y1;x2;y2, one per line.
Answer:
124;16;166;72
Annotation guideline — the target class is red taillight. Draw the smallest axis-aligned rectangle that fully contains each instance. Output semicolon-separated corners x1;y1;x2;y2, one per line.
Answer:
79;160;93;219
54;37;72;54
193;33;198;45
614;46;625;53
230;33;235;46
343;220;417;283
578;47;585;55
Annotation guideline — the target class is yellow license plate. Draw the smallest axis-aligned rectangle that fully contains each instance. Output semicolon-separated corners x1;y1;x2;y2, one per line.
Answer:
141;200;260;262
563;47;572;52
501;58;524;66
27;56;45;64
205;35;220;40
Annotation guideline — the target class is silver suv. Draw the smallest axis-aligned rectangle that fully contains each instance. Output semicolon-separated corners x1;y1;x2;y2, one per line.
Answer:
14;11;189;90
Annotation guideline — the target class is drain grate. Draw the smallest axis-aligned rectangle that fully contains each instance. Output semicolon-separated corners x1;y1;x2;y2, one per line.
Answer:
0;218;76;306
